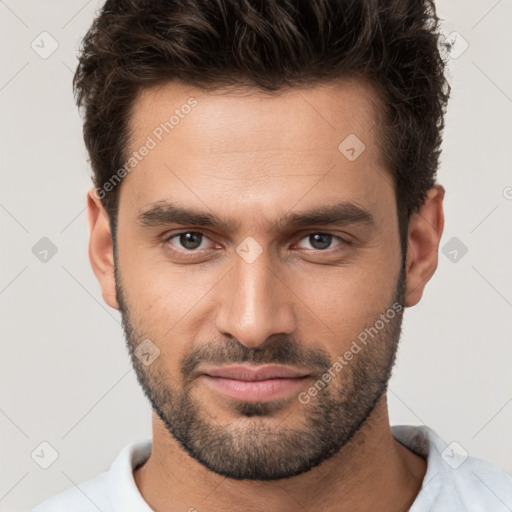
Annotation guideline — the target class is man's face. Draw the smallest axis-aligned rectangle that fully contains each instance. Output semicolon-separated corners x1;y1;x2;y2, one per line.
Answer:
113;80;404;480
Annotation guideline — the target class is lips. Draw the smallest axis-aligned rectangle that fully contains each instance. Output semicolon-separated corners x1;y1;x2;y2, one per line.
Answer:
203;364;311;381
201;364;311;402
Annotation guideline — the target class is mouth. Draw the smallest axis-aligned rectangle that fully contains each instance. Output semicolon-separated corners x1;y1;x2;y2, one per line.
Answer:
200;364;312;402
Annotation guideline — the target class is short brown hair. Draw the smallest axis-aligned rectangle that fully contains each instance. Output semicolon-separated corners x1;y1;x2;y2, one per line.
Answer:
73;0;450;259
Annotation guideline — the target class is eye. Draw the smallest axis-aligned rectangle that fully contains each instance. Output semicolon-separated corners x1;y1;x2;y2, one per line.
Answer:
167;231;212;251
163;231;350;260
295;233;347;251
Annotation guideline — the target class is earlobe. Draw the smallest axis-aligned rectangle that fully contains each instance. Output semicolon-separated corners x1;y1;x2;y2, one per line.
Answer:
87;188;119;310
404;184;445;307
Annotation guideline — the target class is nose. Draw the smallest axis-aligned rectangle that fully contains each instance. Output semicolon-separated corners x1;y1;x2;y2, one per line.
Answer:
214;246;297;348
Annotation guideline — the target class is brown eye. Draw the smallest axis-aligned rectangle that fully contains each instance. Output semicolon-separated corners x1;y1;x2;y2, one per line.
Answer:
296;233;345;251
168;232;207;251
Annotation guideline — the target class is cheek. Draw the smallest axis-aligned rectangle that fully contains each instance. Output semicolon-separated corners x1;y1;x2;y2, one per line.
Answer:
289;252;400;351
117;240;221;354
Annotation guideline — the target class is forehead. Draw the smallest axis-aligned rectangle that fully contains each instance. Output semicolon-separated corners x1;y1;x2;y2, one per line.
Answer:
129;78;382;153
120;79;392;224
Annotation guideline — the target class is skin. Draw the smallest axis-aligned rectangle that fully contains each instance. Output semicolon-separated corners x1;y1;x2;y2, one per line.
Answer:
87;79;445;512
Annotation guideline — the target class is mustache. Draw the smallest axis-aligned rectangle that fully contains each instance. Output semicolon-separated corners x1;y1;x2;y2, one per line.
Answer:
180;335;332;381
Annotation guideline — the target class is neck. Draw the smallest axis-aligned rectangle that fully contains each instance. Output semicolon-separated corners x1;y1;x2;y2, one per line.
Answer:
134;395;426;512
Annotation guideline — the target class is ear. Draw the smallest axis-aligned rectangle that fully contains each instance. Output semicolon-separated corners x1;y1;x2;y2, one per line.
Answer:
404;184;445;307
87;188;119;310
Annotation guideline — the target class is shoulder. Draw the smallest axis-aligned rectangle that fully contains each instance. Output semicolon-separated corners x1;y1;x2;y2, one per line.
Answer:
419;454;512;511
443;454;512;510
28;471;111;512
28;438;152;512
392;425;512;512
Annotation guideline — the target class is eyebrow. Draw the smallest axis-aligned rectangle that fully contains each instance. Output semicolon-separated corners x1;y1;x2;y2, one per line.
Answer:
136;200;375;233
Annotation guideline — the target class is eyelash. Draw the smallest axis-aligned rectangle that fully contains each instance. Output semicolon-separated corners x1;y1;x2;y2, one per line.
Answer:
163;231;351;259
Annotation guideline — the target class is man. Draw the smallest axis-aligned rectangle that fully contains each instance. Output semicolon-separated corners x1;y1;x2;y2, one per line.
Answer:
30;0;511;511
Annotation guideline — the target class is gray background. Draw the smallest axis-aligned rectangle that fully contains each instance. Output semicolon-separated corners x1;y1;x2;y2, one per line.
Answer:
1;1;511;510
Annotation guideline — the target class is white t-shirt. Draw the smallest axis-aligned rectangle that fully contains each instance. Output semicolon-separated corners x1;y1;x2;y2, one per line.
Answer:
29;425;512;511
